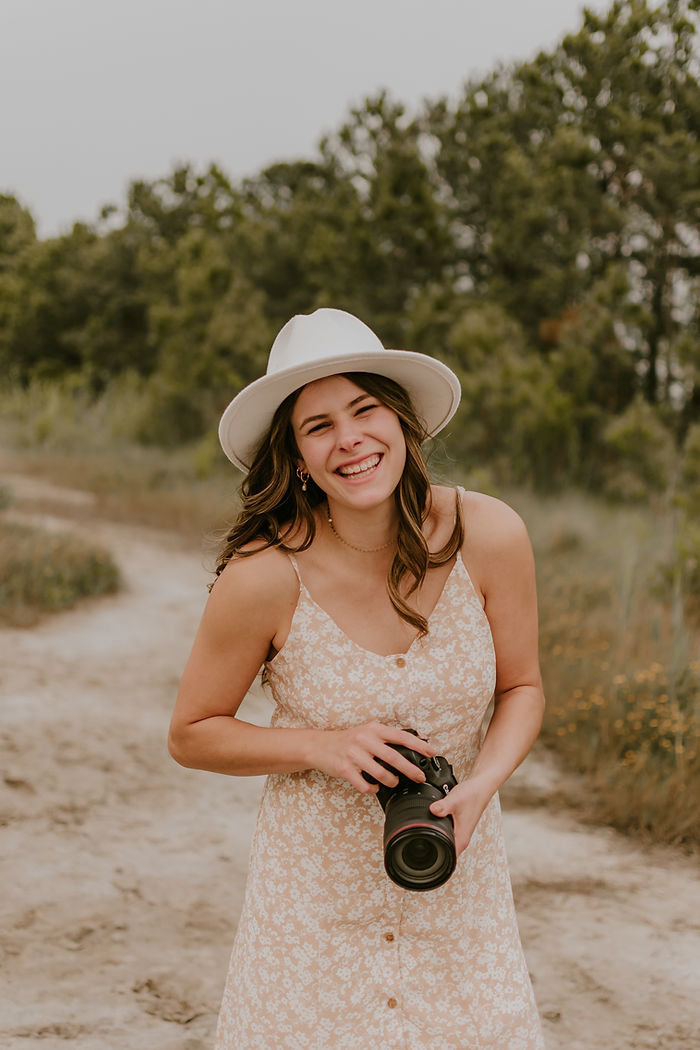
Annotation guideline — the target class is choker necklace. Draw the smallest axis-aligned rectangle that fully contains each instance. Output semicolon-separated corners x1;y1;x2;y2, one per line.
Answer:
327;512;394;554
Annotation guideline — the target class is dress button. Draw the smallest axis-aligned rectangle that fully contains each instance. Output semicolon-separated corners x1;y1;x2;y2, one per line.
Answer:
387;997;398;1009
395;656;406;668
384;932;394;942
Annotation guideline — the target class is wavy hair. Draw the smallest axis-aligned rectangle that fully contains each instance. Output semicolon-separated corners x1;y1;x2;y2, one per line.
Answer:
213;373;463;636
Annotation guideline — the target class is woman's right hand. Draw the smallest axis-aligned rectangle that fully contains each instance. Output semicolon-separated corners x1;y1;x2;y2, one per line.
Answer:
313;722;437;795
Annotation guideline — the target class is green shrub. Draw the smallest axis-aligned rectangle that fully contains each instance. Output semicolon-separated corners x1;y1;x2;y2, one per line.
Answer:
437;302;580;489
600;397;674;501
678;422;700;517
546;661;700;845
125;375;206;446
0;482;14;510
0;521;120;625
0;371;216;453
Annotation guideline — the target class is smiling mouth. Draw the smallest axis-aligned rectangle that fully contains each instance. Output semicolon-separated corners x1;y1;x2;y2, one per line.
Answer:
336;453;382;478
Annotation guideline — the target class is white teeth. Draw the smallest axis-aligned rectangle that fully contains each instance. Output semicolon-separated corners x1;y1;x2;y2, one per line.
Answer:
338;454;381;477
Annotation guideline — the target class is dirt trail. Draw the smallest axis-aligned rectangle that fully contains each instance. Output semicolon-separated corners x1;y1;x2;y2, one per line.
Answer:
1;474;698;1049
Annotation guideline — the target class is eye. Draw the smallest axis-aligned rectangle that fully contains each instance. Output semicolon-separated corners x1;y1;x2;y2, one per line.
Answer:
355;402;378;415
307;421;330;434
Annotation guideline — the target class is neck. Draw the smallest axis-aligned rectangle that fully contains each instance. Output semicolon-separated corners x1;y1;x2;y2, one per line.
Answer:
325;500;398;554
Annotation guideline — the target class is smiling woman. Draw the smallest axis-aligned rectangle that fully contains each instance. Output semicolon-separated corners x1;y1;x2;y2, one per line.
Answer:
168;308;546;1049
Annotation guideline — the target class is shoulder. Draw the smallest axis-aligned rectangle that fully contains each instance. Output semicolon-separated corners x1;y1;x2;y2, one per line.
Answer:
428;485;529;549
460;490;530;550
458;490;535;599
208;544;299;622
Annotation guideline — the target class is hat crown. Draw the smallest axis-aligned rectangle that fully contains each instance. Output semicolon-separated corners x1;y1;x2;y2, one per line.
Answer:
267;308;384;376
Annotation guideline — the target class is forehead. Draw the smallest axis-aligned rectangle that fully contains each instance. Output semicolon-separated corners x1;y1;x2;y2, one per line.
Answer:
291;374;370;422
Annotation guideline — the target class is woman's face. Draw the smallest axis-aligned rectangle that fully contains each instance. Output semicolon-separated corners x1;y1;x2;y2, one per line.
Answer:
291;375;407;509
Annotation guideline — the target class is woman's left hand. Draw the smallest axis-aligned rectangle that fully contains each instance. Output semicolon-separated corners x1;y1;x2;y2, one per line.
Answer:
429;776;494;857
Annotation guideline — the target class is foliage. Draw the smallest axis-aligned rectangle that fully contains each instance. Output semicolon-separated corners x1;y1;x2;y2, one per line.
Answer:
0;482;14;510
0;194;36;268
600;395;675;499
0;520;120;626
677;421;700;515
429;0;700;407
438;301;579;488
547;660;700;844
527;486;700;846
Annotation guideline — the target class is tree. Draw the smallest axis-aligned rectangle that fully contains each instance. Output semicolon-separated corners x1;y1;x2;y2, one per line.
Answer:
231;158;362;326
125;163;243;244
429;0;700;414
0;195;36;270
319;92;454;344
0;221;153;384
0;196;37;375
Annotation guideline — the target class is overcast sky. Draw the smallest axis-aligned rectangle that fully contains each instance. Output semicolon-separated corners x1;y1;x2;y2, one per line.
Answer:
1;0;611;237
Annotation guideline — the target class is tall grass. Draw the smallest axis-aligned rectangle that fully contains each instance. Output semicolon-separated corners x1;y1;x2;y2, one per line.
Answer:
0;377;239;539
514;489;700;848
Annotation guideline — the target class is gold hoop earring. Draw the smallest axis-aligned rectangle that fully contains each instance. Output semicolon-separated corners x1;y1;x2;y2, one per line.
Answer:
296;466;309;492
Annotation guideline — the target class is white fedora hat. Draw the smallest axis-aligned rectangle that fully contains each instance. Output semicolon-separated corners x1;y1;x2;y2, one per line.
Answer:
218;307;461;471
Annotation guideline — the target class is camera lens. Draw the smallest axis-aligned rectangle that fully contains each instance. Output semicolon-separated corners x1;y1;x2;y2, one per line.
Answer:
387;827;454;889
382;789;456;891
403;837;439;871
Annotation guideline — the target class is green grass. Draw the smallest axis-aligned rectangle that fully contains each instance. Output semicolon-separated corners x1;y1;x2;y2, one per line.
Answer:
0;519;120;626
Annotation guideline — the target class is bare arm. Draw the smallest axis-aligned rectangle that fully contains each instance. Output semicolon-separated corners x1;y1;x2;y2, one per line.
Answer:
430;494;545;852
168;549;432;791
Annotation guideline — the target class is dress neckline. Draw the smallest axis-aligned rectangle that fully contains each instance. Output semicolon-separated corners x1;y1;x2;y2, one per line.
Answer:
292;556;462;660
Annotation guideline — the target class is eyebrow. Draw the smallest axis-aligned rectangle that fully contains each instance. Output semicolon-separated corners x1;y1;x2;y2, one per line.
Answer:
297;393;373;430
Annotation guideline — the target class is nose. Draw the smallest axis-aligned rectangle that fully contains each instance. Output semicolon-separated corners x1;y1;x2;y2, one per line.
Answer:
335;417;363;452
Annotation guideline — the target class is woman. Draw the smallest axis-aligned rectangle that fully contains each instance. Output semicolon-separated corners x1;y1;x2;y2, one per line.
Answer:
169;308;546;1049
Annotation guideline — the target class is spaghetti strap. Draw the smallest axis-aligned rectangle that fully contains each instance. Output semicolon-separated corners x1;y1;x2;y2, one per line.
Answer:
286;551;302;582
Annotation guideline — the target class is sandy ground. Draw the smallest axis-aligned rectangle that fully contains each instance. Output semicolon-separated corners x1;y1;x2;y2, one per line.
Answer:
1;474;699;1049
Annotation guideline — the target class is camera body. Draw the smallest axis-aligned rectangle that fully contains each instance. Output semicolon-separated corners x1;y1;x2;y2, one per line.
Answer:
364;733;459;891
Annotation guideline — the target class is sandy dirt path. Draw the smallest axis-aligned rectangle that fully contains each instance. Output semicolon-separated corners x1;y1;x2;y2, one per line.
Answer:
1;476;699;1049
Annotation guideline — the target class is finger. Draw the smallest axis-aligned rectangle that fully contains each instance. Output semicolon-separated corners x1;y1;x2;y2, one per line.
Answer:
376;750;427;784
370;724;437;757
348;771;379;794
392;729;437;756
363;758;400;789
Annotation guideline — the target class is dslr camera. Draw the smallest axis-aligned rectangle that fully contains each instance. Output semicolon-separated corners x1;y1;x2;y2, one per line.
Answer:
364;731;458;891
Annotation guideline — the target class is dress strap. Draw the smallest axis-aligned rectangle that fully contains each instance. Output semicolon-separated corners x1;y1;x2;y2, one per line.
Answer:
286;551;302;583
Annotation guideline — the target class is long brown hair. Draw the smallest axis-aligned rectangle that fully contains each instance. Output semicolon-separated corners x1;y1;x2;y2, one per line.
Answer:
213;373;463;636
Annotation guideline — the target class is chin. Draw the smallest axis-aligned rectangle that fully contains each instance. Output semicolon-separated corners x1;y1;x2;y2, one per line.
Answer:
329;477;401;509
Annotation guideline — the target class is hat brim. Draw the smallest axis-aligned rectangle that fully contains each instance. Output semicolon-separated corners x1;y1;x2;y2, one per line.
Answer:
218;349;461;471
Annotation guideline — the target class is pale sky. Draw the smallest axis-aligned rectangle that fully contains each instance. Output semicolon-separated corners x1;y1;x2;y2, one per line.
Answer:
1;0;611;237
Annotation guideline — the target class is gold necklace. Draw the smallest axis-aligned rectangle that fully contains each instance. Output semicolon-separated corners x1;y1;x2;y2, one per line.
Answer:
327;512;395;553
